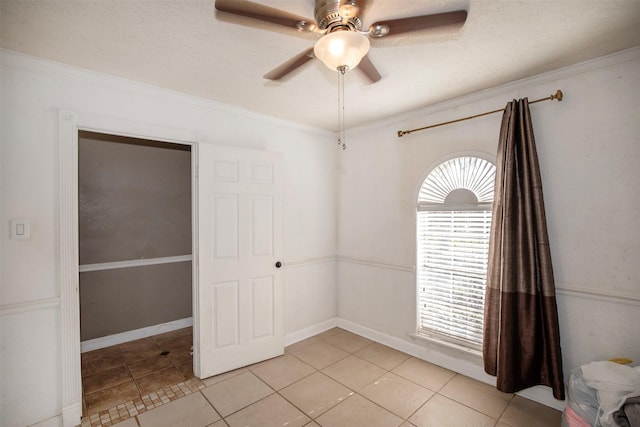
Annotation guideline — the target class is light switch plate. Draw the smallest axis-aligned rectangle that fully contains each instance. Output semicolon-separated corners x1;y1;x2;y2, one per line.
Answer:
10;219;30;240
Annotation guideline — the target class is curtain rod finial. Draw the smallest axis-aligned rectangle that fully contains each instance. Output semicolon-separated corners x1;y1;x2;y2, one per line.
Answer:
553;90;563;101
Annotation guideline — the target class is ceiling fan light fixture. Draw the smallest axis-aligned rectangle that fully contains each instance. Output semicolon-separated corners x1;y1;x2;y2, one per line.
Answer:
313;30;370;72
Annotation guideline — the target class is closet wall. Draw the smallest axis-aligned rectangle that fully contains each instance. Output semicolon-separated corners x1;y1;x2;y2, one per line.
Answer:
78;132;192;341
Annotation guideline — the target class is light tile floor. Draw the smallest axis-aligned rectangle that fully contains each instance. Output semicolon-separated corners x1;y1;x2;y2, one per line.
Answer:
81;327;562;427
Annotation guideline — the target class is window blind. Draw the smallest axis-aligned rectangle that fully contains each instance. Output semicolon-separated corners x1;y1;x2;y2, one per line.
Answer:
417;209;492;349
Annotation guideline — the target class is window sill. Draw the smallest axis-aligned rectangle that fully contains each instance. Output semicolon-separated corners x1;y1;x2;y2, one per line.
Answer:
408;332;483;360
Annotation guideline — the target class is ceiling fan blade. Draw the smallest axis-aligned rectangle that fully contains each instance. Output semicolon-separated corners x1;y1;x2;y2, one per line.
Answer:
215;0;315;31
263;47;316;81
368;10;467;38
357;54;381;84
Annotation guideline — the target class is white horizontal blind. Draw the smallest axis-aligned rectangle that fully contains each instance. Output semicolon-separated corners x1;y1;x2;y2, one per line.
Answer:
417;209;491;349
416;156;495;350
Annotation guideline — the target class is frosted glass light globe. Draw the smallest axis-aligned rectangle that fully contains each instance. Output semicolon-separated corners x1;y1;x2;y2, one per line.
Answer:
314;31;370;71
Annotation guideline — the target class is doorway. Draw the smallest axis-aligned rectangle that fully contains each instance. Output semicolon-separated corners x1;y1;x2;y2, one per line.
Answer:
77;131;195;418
59;111;284;427
58;111;203;426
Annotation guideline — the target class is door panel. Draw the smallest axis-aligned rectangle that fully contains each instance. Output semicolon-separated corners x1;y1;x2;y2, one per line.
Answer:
252;276;275;339
213;195;239;260
213;281;239;348
196;144;283;378
252;196;274;256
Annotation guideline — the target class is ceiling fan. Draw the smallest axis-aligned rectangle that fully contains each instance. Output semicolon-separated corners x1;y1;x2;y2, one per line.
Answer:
214;0;468;83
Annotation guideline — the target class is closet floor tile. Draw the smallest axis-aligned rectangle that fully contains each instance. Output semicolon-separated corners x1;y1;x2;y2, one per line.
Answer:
128;355;174;378
85;380;140;415
83;365;133;394
134;366;186;395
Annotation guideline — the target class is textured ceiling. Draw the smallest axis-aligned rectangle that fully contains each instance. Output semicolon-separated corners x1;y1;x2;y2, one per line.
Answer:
2;0;640;130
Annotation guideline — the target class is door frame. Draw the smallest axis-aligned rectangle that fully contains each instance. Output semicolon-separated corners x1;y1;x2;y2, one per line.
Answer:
58;110;201;427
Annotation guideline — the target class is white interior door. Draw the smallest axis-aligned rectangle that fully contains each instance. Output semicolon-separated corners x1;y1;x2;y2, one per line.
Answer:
195;143;283;378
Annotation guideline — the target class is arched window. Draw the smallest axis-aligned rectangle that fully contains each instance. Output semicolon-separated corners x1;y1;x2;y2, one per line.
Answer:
416;156;496;350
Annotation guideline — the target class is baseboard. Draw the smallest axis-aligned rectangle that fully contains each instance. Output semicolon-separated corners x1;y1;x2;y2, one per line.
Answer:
284;317;339;346
62;400;82;427
517;386;566;411
81;317;193;352
335;319;494;382
28;414;62;427
27;401;82;427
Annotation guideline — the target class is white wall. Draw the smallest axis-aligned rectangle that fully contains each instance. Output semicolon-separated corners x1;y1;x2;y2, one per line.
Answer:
0;51;338;427
337;48;640;408
2;47;639;425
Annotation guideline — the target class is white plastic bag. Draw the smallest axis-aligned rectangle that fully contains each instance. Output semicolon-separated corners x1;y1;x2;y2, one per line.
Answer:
581;361;640;427
564;367;601;426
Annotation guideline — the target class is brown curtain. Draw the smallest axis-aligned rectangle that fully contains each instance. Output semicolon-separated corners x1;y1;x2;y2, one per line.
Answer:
483;98;565;400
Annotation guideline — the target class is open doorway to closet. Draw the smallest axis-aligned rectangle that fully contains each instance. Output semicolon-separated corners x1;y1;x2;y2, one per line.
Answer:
77;131;195;418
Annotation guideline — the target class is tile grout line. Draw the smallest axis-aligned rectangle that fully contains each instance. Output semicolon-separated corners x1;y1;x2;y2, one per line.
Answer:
195;388;224;426
492;394;517;427
283;333;419;424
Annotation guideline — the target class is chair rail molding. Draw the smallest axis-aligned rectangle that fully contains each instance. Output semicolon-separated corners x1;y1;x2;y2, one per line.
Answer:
337;255;415;273
0;297;61;316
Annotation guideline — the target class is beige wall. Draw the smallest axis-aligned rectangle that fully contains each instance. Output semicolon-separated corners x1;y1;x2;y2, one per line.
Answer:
78;132;192;341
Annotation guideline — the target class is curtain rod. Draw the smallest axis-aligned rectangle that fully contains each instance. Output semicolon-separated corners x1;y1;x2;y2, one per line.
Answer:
396;90;564;138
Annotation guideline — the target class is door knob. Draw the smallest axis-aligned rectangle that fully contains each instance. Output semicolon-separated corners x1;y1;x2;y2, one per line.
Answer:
275;261;282;268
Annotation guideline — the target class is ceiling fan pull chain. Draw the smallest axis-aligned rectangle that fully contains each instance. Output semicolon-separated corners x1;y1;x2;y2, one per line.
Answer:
337;70;342;147
338;66;347;150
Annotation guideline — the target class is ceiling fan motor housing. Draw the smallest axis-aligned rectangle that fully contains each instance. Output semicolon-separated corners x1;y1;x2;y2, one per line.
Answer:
315;0;362;33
